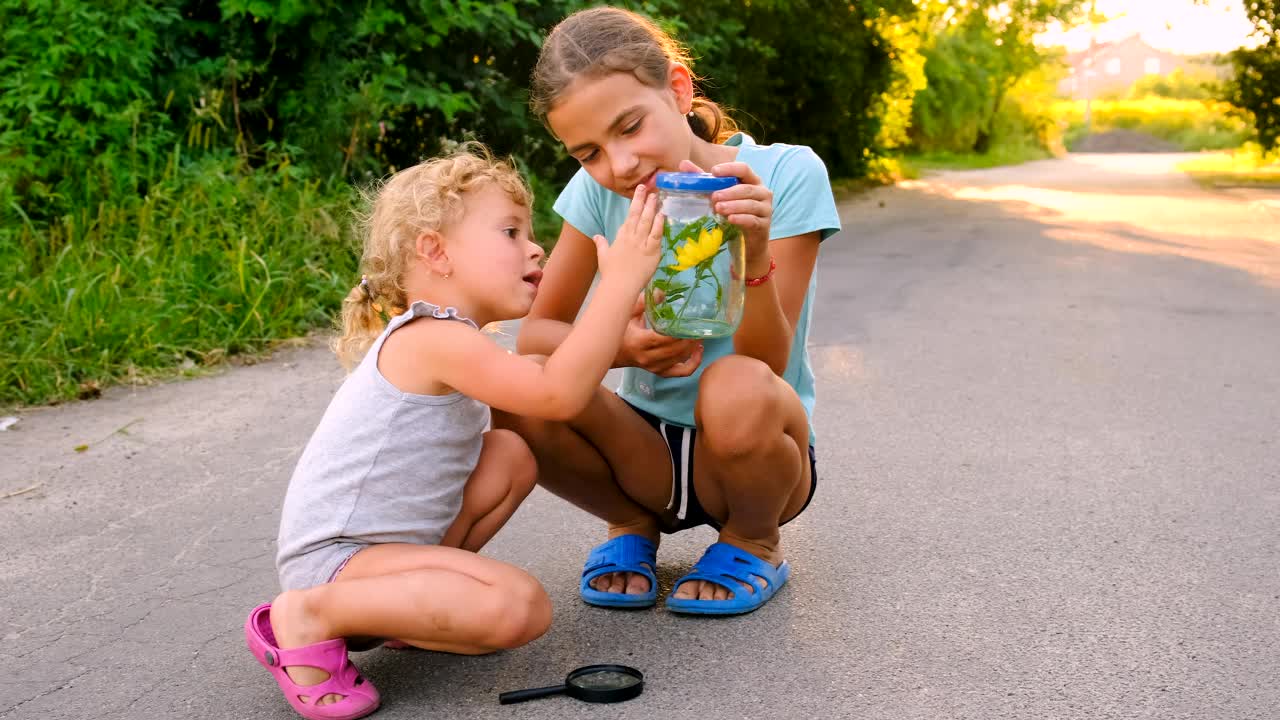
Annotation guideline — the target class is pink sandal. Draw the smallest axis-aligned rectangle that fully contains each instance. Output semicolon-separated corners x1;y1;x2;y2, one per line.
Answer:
244;603;381;720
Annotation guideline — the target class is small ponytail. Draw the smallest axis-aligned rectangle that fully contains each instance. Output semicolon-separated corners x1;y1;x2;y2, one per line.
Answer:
688;97;739;144
333;279;388;371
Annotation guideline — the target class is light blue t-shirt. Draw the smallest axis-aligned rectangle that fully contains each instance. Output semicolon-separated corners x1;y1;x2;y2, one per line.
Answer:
552;133;841;445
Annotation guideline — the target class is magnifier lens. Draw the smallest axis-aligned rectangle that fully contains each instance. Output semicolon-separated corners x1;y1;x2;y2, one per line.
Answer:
568;669;642;691
499;664;643;705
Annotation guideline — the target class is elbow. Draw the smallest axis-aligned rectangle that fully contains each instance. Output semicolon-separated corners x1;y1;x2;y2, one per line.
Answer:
737;335;793;377
766;328;797;375
515;323;537;355
756;346;789;377
765;355;789;377
537;376;592;422
543;391;590;422
517;317;564;356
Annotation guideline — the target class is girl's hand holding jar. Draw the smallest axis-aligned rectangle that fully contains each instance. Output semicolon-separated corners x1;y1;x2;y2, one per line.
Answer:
686;159;774;276
641;161;774;340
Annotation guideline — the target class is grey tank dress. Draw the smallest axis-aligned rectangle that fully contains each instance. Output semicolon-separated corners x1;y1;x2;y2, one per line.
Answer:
276;301;491;591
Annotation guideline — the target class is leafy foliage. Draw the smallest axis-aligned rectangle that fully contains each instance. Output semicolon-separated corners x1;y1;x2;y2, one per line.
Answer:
0;1;182;223
909;0;1084;153
662;0;919;177
1225;0;1280;149
1;0;924;405
1127;67;1221;101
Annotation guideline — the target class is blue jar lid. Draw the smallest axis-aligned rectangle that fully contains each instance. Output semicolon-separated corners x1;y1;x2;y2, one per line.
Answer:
655;172;739;192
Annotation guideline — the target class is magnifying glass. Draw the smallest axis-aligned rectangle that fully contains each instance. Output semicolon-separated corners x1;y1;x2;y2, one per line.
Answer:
498;664;644;705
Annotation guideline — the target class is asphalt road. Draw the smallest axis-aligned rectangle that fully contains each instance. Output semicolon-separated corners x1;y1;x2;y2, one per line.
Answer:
3;153;1278;720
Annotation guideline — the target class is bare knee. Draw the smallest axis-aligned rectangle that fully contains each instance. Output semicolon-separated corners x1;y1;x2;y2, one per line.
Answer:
486;429;537;501
696;356;778;458
398;570;547;652
482;572;552;650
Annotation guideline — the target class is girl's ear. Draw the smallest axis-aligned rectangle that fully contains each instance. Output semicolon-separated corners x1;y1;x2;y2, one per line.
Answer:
415;230;453;277
668;62;695;115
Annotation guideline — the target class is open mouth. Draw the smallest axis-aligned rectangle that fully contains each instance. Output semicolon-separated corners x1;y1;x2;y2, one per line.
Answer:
523;269;543;290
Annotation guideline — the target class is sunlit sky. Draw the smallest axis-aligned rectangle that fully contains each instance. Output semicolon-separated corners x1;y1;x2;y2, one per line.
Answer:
1035;0;1259;55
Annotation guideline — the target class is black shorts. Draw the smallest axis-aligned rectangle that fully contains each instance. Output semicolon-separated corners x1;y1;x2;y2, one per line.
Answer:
622;398;818;533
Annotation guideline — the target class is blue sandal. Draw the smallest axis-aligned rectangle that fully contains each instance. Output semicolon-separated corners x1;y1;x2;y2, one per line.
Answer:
580;535;658;608
665;542;790;615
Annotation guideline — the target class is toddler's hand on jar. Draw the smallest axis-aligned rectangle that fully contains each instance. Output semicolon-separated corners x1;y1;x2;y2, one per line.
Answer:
678;159;773;268
593;185;664;295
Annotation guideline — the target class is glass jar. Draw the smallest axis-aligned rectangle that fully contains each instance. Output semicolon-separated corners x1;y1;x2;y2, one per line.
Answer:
644;172;745;339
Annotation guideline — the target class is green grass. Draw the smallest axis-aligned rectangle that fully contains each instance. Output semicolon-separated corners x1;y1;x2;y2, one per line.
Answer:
2;153;359;407
901;141;1054;174
1055;97;1251;152
0;143;576;408
1177;144;1280;188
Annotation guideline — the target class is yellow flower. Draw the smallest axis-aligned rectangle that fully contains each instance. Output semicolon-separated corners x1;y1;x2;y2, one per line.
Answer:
668;226;724;271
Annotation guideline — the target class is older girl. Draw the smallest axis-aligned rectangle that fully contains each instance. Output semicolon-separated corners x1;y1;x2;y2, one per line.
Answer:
499;7;842;615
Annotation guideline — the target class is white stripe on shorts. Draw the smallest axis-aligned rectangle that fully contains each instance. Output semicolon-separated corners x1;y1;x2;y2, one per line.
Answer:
658;421;694;523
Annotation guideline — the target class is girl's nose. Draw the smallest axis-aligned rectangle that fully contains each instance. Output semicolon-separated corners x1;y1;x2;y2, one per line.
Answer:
527;239;545;262
610;146;639;183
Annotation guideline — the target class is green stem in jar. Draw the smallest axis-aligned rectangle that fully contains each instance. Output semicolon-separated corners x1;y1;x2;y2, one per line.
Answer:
655;213;737;335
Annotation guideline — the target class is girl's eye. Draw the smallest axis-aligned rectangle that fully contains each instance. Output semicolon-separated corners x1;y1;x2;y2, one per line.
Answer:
578;149;598;164
622;120;642;135
504;227;518;239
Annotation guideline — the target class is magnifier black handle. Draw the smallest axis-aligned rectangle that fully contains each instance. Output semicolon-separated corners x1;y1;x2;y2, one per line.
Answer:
499;684;567;705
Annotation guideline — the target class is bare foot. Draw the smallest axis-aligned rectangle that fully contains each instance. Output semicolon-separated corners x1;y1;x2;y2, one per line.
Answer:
670;537;781;602
588;567;654;595
269;590;344;706
587;522;660;596
670;575;761;601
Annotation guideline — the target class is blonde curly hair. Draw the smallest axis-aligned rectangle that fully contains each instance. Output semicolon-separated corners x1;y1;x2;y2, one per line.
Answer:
334;142;531;369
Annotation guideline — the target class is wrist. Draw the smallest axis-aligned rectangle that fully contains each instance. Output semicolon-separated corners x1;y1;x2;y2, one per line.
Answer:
744;254;773;279
742;256;776;287
600;272;644;299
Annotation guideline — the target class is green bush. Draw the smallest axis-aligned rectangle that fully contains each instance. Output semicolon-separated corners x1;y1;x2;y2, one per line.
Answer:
1223;0;1279;150
1;0;921;406
1127;67;1221;101
0;1;181;225
664;0;917;178
1226;45;1280;151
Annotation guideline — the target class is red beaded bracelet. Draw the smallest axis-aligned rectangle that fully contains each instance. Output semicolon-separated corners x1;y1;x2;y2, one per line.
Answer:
744;257;776;287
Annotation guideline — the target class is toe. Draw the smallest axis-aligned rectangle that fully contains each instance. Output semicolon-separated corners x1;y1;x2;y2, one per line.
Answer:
626;572;650;595
698;581;718;601
606;573;627;594
713;583;731;601
672;581;693;600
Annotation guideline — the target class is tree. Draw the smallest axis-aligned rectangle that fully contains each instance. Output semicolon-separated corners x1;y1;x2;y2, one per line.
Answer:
911;0;1086;152
1225;0;1280;149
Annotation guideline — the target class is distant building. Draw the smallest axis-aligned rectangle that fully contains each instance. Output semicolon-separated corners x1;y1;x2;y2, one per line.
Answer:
1058;34;1188;98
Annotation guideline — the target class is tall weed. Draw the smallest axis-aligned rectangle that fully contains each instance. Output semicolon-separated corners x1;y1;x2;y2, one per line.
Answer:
2;154;356;405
